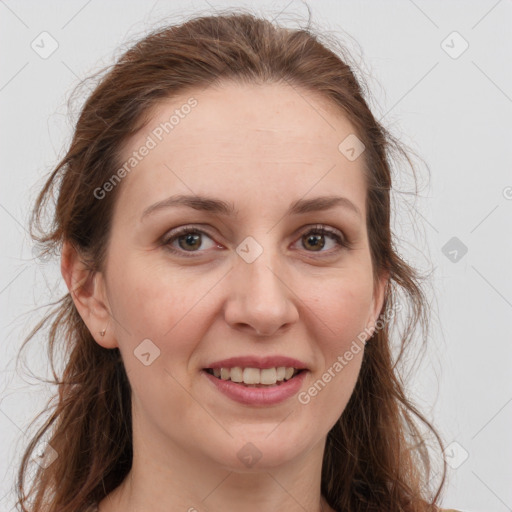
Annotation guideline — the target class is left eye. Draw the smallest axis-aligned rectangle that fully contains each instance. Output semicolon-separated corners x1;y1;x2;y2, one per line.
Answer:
298;225;348;253
162;224;349;257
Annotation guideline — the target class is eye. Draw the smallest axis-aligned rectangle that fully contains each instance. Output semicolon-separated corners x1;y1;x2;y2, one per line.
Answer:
294;224;351;255
161;224;351;258
162;226;219;256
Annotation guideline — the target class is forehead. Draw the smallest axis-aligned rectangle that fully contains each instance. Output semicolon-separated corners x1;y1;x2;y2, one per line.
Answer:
139;81;357;155
114;81;367;223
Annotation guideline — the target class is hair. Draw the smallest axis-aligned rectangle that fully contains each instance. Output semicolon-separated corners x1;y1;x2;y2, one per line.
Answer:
15;8;447;512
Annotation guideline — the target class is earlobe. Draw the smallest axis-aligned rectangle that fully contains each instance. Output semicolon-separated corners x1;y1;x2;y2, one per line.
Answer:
60;240;117;349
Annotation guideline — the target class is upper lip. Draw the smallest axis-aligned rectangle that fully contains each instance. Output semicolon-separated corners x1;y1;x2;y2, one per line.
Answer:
204;355;309;370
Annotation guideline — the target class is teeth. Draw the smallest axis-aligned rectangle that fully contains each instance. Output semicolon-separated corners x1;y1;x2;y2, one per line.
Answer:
260;368;277;385
230;367;243;383
243;367;261;385
208;366;300;385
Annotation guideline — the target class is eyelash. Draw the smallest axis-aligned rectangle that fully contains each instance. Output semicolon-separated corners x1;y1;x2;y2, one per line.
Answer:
161;224;352;258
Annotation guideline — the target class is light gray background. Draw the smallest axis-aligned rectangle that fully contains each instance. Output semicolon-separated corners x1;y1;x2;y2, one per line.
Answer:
1;1;511;511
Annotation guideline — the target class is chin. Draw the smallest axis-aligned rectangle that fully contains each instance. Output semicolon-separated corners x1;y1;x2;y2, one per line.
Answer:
205;426;316;472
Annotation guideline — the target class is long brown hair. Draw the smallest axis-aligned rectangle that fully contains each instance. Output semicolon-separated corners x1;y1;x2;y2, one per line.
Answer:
16;9;447;512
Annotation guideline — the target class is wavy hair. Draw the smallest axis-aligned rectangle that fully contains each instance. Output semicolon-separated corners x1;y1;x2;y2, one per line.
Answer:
15;9;447;512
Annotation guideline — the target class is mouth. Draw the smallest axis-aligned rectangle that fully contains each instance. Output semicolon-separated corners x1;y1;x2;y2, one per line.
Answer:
203;367;305;388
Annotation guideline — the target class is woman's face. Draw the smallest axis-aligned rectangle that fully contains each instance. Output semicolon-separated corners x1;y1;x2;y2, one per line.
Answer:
92;82;386;471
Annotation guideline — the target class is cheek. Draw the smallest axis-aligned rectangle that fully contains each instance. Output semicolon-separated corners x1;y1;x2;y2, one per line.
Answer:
106;251;213;342
306;267;374;346
104;253;222;407
296;273;372;429
106;255;209;426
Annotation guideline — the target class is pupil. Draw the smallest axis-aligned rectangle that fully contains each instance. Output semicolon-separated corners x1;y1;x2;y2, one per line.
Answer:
180;233;200;250
305;234;324;251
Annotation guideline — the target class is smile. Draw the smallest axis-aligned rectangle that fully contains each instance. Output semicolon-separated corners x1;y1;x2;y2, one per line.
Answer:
204;366;302;387
202;367;308;406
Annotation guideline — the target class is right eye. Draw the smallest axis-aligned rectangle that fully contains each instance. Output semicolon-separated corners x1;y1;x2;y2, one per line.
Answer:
161;226;220;256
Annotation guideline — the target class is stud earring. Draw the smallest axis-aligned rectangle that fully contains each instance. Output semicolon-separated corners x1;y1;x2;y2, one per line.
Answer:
99;328;106;337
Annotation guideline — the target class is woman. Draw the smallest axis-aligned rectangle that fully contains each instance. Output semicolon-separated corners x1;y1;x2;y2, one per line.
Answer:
16;9;460;512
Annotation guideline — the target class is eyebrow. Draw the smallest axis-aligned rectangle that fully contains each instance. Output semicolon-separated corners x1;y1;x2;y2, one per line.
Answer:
140;194;362;221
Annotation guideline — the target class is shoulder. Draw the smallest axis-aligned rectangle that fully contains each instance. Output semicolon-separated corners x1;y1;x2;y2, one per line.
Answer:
439;508;463;512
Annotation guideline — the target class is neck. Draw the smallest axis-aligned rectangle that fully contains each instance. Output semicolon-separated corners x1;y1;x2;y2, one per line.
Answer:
99;415;333;512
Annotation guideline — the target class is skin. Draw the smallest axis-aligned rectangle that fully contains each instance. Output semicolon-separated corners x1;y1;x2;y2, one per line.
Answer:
62;81;388;512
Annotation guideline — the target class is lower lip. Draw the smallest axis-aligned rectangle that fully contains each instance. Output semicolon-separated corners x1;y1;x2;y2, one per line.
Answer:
202;370;308;406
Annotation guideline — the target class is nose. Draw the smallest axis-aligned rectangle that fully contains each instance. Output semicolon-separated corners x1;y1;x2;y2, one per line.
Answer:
223;247;299;338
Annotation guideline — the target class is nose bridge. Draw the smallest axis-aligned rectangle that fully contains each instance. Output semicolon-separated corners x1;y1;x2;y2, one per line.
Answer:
224;234;298;336
242;245;283;303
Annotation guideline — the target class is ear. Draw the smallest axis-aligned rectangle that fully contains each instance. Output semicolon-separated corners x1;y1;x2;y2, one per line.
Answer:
365;269;390;339
60;240;118;349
